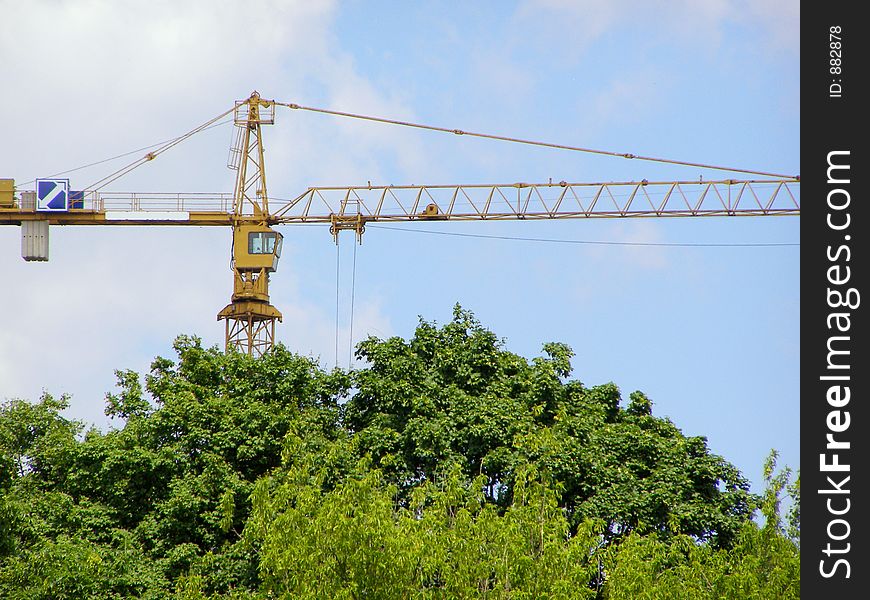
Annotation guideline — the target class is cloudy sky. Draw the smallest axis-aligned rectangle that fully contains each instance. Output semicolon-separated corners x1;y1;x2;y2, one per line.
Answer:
0;1;799;495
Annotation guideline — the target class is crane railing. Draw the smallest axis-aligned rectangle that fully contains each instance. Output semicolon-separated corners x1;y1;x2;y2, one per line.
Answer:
13;191;235;213
3;191;236;225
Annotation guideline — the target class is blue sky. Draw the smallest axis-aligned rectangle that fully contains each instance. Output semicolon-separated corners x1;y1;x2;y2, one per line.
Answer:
0;0;799;497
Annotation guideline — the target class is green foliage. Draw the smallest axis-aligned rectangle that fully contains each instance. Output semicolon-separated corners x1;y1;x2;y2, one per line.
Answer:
601;525;799;600
602;454;801;599
105;369;150;421
0;393;80;489
1;337;343;597
0;533;168;600
0;309;799;598
250;452;601;599
347;306;754;546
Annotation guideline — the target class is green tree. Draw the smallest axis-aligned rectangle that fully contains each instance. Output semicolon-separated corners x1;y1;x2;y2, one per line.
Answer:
0;337;348;598
601;451;800;599
346;306;754;545
0;310;793;598
0;393;80;489
0;394;169;598
247;442;601;599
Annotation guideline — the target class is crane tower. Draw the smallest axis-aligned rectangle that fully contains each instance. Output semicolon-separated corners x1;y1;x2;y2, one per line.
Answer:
217;93;283;355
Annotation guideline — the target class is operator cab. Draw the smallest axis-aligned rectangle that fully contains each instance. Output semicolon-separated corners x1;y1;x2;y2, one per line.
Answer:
233;224;282;272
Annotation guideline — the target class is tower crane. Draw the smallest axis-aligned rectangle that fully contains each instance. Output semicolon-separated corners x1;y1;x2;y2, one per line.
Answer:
0;92;800;357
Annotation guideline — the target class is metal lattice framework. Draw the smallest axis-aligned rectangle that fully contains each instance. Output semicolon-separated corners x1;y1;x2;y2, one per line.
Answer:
223;310;278;357
274;178;799;221
217;93;282;357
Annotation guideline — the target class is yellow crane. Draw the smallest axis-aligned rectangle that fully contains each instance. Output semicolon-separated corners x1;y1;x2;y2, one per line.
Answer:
0;92;800;356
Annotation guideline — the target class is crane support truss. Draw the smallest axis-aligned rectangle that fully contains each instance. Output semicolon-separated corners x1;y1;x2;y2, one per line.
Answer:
218;299;282;357
218;93;281;357
1;179;800;228
275;179;800;224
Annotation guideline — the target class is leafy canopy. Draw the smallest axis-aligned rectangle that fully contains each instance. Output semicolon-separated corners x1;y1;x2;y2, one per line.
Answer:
0;307;798;598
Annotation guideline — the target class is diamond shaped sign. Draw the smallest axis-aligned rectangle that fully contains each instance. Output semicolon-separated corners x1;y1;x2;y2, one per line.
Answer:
36;179;69;212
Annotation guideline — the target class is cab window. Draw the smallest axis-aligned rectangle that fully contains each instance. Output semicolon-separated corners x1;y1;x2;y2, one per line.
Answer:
248;231;278;255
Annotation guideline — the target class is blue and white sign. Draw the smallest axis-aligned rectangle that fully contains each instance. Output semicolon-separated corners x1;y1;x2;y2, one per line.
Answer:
36;179;70;212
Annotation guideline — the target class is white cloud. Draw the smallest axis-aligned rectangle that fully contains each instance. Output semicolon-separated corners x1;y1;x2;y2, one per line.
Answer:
0;1;337;182
0;0;419;426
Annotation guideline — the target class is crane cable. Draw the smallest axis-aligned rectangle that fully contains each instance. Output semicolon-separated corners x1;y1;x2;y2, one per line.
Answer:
348;239;358;371
333;237;360;371
335;239;341;370
276;101;798;180
83;105;236;192
365;224;799;247
19;117;234;187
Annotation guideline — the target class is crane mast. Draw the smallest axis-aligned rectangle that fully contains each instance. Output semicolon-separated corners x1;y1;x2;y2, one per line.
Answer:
217;92;284;357
0;92;800;357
